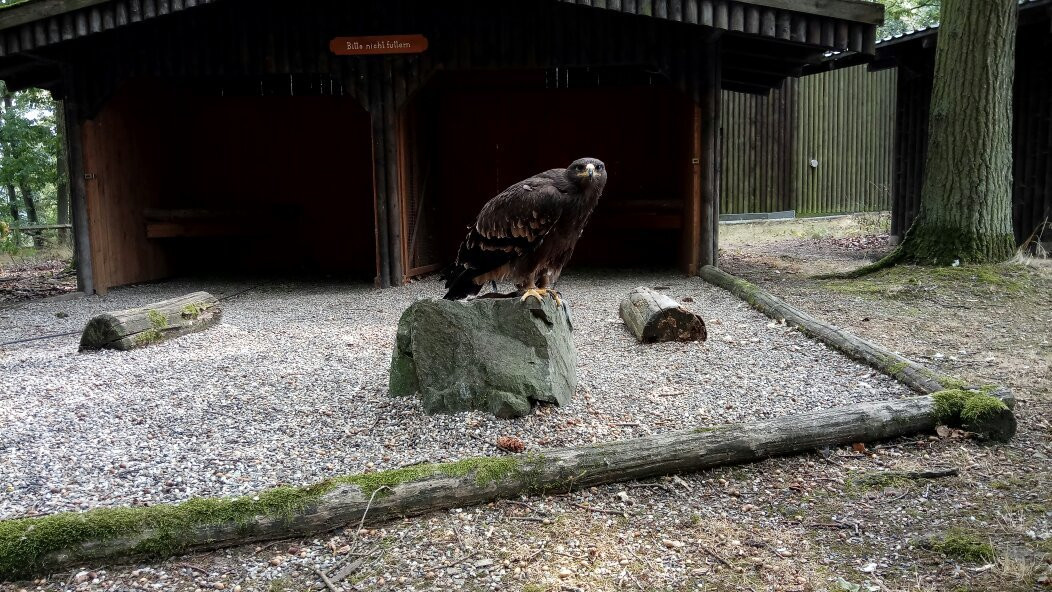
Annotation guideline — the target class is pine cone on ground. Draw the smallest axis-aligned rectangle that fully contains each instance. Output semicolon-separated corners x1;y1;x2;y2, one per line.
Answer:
496;436;526;453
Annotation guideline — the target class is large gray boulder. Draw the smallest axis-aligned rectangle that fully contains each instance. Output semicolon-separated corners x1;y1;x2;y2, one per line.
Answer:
389;296;577;418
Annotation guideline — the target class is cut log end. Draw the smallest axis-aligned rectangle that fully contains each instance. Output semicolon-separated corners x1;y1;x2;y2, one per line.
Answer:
620;287;707;343
79;291;221;351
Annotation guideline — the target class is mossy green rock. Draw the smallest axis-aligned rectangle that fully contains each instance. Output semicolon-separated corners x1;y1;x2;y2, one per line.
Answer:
389;297;576;418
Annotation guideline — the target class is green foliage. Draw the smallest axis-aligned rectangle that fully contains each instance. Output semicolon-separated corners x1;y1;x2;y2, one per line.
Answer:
181;303;205;319
879;0;940;38
0;80;59;253
146;309;168;329
134;329;163;346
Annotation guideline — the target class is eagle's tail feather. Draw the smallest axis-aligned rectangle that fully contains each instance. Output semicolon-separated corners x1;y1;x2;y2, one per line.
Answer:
442;266;483;300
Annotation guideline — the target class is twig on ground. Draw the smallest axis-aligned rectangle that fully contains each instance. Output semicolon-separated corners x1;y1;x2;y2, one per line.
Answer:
175;563;211;576
819;455;842;467
905;468;958;479
252;541;283;556
525;542;547;562
469;433;504;449
625;482;673;493
311;566;339;592
699;543;732;567
507;516;548;523
438;550;479;570
810;522;851;530
503;500;535;510
356;485;392;536
572;502;629;517
329;550;383;584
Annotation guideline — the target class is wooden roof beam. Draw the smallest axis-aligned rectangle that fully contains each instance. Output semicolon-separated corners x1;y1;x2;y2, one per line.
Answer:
0;0;110;30
742;0;883;25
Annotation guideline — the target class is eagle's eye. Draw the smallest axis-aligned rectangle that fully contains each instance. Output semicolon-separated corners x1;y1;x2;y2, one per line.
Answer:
597;164;605;171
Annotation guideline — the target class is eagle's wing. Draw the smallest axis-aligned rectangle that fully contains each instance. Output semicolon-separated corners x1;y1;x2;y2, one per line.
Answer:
443;175;566;299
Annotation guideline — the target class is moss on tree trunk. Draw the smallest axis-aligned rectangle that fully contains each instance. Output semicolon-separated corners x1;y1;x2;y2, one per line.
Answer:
898;0;1017;265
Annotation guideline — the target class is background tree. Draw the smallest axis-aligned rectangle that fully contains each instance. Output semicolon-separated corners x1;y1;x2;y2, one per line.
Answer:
0;82;58;250
839;0;1017;276
897;0;1017;265
879;0;940;37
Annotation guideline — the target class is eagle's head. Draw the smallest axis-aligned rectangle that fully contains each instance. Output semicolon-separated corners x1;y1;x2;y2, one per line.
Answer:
565;157;607;191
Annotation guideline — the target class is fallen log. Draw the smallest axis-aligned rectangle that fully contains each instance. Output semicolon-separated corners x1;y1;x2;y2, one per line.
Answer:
700;265;946;394
79;291;220;351
619;287;706;343
0;392;1012;580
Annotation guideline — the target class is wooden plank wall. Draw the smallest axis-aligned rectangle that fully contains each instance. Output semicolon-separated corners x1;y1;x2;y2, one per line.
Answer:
719;78;796;214
720;65;896;216
793;64;896;216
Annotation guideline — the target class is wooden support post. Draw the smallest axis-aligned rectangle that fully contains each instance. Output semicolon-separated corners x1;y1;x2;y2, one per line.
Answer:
368;59;392;288
367;58;408;288
698;37;721;269
383;57;404;286
684;101;703;275
62;93;94;295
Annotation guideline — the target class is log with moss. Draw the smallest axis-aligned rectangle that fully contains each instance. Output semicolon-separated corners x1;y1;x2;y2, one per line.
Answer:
619;287;707;343
699;265;954;394
79;292;220;351
0;389;1015;581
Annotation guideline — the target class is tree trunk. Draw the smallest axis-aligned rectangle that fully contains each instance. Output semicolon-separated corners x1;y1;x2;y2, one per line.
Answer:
1;93;18;225
55;100;71;247
899;0;1017;264
18;183;42;248
0;392;1014;581
3;185;17;222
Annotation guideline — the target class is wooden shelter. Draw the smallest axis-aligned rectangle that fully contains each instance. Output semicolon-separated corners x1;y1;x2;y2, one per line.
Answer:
0;0;882;293
860;0;1052;245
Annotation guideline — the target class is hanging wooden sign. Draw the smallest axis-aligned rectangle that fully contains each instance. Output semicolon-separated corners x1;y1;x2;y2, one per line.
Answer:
329;35;429;55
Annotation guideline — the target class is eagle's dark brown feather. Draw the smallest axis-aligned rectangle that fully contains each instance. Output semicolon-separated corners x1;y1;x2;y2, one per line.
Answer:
443;158;607;300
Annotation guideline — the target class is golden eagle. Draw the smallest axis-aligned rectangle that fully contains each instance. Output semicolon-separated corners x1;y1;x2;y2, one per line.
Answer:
442;157;607;303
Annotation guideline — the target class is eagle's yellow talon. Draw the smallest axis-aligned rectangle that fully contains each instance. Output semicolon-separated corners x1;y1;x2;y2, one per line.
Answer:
519;288;563;307
520;288;548;304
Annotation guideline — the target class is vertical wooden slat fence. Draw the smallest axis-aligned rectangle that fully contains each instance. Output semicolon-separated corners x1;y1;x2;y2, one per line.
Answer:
720;64;897;216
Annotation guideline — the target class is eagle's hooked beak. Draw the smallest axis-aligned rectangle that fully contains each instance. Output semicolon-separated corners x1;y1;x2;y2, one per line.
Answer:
585;163;596;178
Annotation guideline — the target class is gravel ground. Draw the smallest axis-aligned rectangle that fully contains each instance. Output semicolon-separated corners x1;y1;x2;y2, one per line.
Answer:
0;270;908;520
